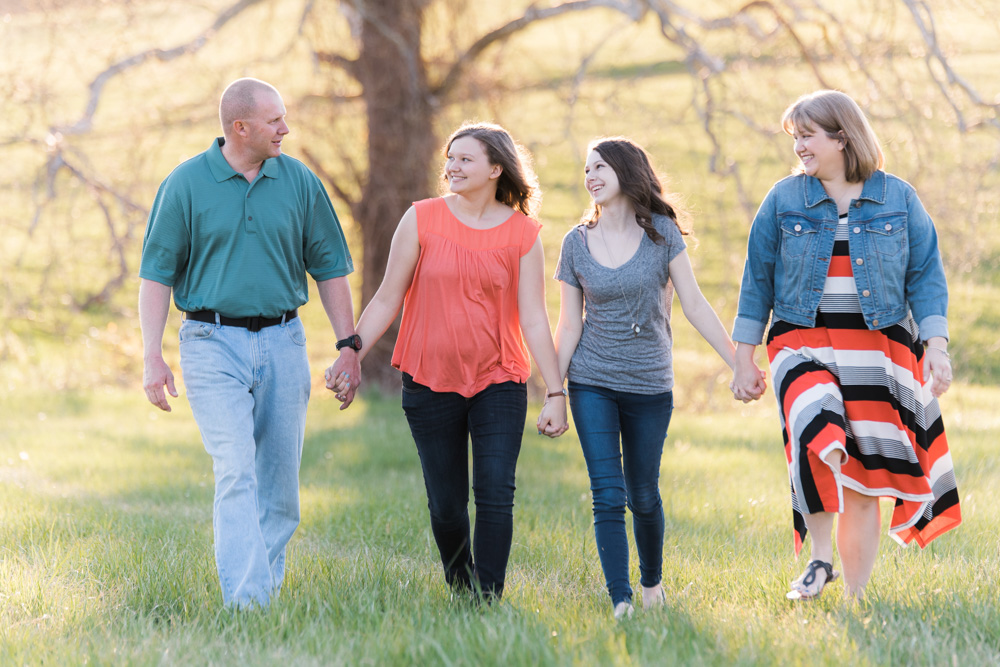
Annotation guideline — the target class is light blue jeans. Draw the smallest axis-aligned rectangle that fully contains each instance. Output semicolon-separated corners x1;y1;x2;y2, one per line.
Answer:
179;316;310;607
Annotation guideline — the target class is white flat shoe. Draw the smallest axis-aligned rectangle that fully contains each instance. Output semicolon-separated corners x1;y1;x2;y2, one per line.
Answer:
642;585;666;609
613;601;634;620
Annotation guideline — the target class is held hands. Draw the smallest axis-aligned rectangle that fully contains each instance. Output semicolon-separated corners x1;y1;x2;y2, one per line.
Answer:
324;350;362;410
143;355;178;412
925;346;952;398
730;358;768;403
536;394;569;438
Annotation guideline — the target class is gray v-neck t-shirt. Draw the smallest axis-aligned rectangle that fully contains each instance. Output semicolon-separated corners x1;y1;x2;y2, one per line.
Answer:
554;214;686;394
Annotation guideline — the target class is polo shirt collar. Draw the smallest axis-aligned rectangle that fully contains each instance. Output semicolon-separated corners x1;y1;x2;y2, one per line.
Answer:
207;137;280;182
260;154;280;179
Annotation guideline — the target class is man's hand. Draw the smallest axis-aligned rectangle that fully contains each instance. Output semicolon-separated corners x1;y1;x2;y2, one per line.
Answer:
324;350;361;410
144;354;178;412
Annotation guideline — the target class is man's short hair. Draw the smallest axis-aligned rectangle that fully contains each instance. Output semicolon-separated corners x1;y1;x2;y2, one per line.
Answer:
219;78;280;135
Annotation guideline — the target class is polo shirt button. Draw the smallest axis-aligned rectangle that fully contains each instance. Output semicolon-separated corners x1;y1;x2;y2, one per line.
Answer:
856;258;864;265
873;319;879;326
853;227;861;233
862;290;870;297
884;223;892;231
794;224;802;232
248;216;253;221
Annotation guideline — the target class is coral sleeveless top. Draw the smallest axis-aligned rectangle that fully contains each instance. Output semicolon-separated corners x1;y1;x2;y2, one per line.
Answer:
391;197;541;397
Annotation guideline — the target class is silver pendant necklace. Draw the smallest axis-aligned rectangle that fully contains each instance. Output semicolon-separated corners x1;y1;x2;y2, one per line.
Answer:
596;222;642;336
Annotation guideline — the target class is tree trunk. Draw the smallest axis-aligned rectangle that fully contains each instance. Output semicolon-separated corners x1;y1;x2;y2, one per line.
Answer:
353;0;436;392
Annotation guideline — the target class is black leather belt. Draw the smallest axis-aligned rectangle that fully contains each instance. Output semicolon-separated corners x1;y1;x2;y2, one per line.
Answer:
185;309;298;333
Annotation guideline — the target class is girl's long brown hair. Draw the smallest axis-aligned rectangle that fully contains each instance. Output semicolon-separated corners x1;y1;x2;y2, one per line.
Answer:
582;137;689;242
442;122;541;219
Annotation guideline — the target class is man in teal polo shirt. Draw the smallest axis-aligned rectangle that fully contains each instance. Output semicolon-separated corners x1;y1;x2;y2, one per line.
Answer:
139;77;361;608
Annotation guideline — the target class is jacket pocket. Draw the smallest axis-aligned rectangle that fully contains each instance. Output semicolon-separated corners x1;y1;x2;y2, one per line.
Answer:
865;214;907;258
778;216;819;259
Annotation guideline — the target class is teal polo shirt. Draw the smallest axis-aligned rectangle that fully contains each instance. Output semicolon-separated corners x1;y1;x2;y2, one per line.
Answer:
140;138;353;318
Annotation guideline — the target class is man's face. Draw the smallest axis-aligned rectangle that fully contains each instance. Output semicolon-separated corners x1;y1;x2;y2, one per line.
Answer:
243;90;289;162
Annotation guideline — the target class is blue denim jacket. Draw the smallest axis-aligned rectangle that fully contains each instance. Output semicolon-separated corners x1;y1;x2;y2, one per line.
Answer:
733;171;948;345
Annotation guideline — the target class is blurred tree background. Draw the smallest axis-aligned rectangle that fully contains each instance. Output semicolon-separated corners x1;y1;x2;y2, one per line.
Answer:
1;0;997;395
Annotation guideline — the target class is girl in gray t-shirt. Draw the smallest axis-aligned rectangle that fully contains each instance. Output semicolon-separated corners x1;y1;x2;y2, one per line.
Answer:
553;137;762;620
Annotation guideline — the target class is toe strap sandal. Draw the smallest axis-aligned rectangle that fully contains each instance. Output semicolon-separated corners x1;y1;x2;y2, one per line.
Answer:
786;559;840;601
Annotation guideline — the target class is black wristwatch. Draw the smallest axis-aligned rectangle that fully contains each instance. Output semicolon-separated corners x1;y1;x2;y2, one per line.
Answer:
336;334;363;352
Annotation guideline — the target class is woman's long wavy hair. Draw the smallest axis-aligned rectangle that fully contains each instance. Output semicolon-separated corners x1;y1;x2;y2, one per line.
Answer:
581;137;689;242
440;122;541;219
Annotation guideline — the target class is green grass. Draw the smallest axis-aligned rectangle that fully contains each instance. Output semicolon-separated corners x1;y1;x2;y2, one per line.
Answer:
2;2;1000;662
2;384;999;665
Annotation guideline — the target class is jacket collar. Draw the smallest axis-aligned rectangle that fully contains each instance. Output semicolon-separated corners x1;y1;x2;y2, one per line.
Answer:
803;170;887;208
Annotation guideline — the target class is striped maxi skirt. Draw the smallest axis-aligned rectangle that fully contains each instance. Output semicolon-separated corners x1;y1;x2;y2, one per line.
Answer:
766;315;961;555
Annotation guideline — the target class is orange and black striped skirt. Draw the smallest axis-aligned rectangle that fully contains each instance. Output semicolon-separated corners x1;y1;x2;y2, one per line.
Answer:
766;315;961;555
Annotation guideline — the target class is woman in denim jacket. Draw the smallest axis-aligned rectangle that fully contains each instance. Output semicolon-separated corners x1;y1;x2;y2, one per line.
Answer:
730;90;961;600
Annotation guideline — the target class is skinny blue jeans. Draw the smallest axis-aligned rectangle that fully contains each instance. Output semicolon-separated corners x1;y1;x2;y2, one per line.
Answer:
568;381;673;607
400;373;527;600
179;316;310;608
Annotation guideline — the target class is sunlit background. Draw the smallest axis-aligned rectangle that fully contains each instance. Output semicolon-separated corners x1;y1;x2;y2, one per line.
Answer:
2;0;997;398
3;3;1000;664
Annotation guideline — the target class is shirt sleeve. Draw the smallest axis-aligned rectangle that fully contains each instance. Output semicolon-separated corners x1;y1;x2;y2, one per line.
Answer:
903;186;949;341
519;215;542;257
732;187;779;345
138;177;191;286
302;176;354;281
664;217;687;263
554;229;581;288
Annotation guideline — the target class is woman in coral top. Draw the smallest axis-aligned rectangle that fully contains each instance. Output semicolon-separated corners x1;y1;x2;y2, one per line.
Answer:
327;122;568;601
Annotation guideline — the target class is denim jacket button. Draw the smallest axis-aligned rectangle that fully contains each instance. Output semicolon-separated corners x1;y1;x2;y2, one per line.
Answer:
856;258;864;265
853;227;861;234
855;201;862;208
885;224;892;231
873;319;879;326
862;290;870;297
794;224;802;232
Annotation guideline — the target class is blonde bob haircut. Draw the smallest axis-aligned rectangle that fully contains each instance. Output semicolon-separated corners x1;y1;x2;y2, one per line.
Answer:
781;90;885;183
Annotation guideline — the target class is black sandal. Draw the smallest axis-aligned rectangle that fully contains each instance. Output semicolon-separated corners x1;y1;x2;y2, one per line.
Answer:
786;559;840;600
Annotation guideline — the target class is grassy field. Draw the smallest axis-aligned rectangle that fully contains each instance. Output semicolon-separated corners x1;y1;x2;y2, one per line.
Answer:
2;379;1000;665
3;0;1000;664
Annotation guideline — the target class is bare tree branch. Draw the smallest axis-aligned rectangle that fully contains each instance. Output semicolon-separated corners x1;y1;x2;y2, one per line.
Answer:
58;0;267;135
431;0;646;99
74;186;130;310
299;146;360;217
315;51;361;81
298;0;317;35
901;0;1000;132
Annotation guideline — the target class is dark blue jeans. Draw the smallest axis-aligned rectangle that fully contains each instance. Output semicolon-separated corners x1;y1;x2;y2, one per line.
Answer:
401;373;527;600
568;381;673;606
